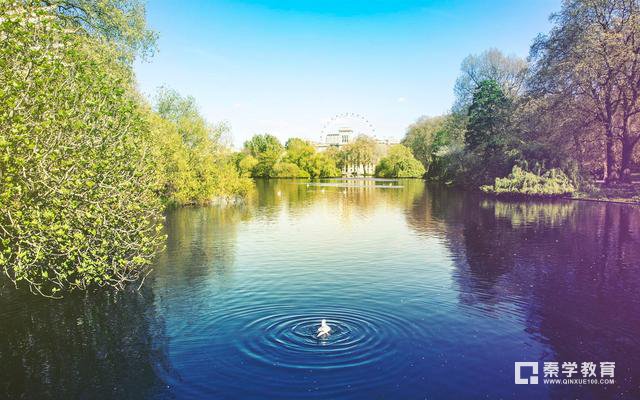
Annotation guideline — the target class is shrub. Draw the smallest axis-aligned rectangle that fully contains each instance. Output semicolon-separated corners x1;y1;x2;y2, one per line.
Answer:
375;145;426;178
0;4;164;297
269;162;310;178
480;166;576;197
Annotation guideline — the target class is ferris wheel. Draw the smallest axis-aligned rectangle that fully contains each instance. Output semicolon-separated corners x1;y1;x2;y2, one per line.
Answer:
320;112;376;138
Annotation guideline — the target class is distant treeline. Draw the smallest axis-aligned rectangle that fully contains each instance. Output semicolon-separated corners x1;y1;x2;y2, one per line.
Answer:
401;0;640;196
0;1;251;297
236;134;425;179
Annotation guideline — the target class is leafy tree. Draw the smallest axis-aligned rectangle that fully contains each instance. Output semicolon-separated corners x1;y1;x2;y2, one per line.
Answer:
402;114;466;178
466;80;512;150
43;0;158;61
306;153;341;178
529;0;640;183
237;154;258;177
244;134;284;157
270;162;310;178
375;145;426;178
283;138;340;178
152;88;252;204
242;134;284;178
284;138;315;167
339;135;378;174
454;48;528;112
0;3;163;297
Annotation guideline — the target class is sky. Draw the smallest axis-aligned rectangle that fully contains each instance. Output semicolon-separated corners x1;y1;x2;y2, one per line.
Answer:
134;0;562;148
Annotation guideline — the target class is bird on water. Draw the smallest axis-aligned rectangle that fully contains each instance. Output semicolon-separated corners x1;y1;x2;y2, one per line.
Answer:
317;319;331;338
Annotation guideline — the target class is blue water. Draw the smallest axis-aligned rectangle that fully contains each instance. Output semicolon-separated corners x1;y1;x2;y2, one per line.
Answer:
1;179;639;399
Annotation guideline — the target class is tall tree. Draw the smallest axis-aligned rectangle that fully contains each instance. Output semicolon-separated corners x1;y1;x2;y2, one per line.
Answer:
43;0;157;61
466;80;512;150
529;0;640;183
454;48;528;112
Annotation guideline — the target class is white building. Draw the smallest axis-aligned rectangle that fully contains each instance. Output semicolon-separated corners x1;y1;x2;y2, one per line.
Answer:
313;128;400;176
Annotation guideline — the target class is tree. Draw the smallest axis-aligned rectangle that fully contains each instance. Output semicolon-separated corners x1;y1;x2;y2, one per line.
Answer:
529;0;640;183
0;3;164;297
466;80;512;150
454;48;528;112
43;0;157;61
243;134;284;177
152;88;251;204
375;145;426;178
306;153;341;178
270;162;310;178
284;138;315;166
339;135;378;174
283;138;340;178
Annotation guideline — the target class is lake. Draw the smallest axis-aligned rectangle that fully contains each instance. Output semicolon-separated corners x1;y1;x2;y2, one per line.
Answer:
1;179;639;399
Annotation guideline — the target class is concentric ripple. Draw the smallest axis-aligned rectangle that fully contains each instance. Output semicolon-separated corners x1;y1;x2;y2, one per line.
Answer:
236;306;420;370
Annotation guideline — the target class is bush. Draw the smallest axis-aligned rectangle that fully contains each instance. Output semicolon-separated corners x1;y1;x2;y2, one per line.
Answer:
269;162;310;178
0;4;164;297
375;145;426;178
480;166;576;197
150;89;253;205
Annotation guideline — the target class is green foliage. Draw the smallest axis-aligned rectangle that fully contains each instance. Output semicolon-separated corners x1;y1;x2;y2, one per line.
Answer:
270;162;310;178
375;145;426;178
150;88;252;205
243;134;285;178
305;152;341;178
338;135;378;174
480;166;576;197
242;135;340;178
466;79;511;150
0;3;164;297
453;48;527;112
402;114;466;180
237;154;258;177
284;138;340;178
284;138;315;166
46;0;158;61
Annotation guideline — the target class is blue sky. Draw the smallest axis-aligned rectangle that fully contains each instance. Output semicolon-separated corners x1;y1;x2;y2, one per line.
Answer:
135;0;561;148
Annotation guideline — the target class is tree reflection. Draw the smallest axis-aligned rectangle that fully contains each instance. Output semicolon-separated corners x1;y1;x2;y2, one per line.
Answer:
407;191;640;398
155;205;252;287
0;283;168;399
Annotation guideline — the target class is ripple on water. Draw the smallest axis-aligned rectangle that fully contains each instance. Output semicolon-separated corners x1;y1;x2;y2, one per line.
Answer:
161;302;433;397
238;309;402;370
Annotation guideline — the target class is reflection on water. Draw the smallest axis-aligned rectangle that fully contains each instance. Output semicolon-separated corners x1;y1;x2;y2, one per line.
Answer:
0;283;168;399
1;179;638;399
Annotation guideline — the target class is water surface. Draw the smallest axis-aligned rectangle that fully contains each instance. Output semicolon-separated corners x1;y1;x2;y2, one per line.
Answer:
1;179;639;399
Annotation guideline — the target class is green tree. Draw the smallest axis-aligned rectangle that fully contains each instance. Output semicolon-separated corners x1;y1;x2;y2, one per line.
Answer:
44;0;158;61
283;138;340;178
284;138;315;167
306;153;341;178
466;80;511;150
270;162;310;178
454;48;528;112
339;135;378;174
152;88;252;204
243;134;284;178
0;3;163;297
529;0;640;183
375;145;426;178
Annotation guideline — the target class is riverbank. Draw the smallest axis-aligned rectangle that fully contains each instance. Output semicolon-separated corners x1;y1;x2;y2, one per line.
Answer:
572;181;640;205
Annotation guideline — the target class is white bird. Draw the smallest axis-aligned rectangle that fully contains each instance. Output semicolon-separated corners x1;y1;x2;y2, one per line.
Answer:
317;319;331;338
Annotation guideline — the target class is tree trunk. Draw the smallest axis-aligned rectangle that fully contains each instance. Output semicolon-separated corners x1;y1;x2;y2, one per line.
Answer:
604;132;617;185
620;137;634;183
